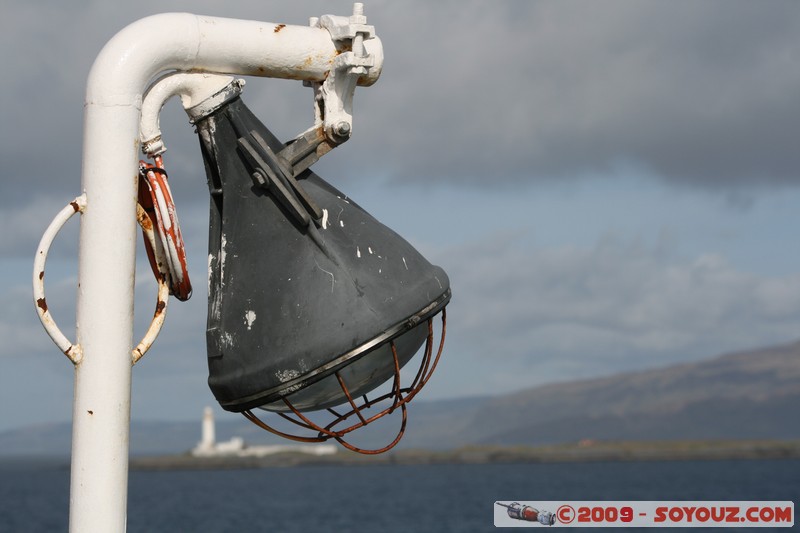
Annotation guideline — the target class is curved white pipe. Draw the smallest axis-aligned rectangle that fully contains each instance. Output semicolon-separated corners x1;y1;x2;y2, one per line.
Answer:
139;72;239;155
72;12;383;532
33;195;86;363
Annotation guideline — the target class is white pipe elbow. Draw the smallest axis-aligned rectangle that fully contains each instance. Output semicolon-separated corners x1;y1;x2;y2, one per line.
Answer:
140;73;243;157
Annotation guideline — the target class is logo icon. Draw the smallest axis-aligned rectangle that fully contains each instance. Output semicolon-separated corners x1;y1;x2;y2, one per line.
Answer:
496;502;556;526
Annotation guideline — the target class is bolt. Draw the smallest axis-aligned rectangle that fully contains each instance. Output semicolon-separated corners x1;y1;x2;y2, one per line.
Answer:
350;2;366;25
334;121;351;137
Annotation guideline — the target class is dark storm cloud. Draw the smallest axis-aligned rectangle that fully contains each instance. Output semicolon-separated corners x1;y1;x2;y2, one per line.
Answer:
4;1;800;217
360;1;800;187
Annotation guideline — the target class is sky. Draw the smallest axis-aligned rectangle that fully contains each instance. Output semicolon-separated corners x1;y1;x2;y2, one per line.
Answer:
2;1;800;431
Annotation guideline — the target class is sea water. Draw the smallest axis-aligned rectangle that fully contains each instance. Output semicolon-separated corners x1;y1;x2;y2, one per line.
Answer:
0;458;797;532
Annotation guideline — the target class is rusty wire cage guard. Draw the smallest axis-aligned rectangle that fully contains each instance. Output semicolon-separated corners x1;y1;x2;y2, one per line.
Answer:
242;309;446;454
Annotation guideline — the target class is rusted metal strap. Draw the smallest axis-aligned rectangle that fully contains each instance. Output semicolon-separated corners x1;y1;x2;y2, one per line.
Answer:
138;157;192;301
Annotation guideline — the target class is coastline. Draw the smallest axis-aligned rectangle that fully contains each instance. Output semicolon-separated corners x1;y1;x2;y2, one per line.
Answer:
130;439;800;470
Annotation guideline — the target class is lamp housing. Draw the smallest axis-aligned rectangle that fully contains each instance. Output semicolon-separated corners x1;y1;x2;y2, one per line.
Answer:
195;94;450;452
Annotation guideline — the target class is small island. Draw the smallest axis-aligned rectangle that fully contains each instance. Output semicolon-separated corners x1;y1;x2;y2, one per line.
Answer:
130;408;800;471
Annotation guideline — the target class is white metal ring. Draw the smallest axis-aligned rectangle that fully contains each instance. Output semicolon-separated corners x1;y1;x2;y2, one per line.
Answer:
33;195;169;365
132;204;171;364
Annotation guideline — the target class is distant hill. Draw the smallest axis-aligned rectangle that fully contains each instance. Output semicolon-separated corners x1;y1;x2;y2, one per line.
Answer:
458;340;800;446
1;340;798;456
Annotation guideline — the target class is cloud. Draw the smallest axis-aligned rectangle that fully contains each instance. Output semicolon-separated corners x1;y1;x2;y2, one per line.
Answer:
10;226;800;410
0;196;83;260
4;0;800;425
436;232;800;391
362;1;800;188
4;1;800;218
0;276;79;359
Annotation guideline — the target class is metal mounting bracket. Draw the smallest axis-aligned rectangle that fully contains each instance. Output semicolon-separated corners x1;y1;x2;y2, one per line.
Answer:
310;3;377;145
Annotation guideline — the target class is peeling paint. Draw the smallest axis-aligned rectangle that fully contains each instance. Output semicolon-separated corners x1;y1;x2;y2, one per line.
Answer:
207;254;214;293
276;369;302;393
368;247;373;255
321;208;329;229
153;186;172;230
222;332;234;348
220;234;227;286
402;257;408;270
356;246;361;258
244;310;256;331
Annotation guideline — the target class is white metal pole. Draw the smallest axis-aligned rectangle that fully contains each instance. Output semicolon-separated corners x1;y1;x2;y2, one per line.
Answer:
72;101;140;532
71;12;382;532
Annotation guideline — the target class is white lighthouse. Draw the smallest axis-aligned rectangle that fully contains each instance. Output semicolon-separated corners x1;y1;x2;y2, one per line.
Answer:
200;406;215;450
191;406;336;457
192;406;221;456
192;406;245;456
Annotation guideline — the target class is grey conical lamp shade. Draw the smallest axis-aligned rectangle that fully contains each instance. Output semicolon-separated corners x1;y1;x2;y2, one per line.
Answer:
195;97;450;414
